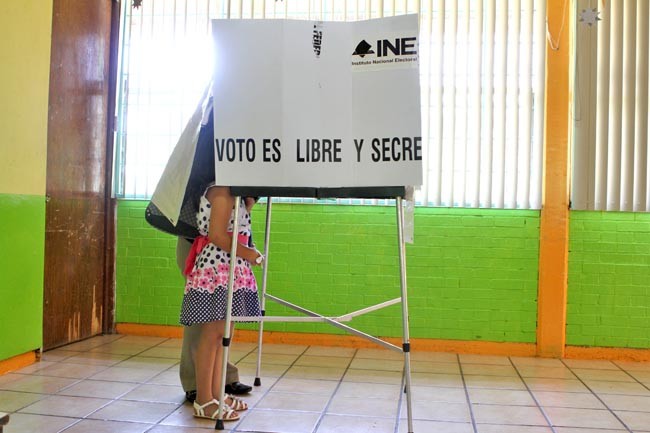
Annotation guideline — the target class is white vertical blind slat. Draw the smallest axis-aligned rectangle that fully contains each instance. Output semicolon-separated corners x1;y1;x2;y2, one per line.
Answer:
633;0;648;212
646;4;650;212
442;2;458;206
468;0;483;208
420;0;433;204
481;0;496;207
518;0;533;209
506;0;521;209
430;0;445;206
529;0;545;210
456;0;469;207
493;2;508;208
620;0;636;211
606;1;623;211
594;0;610;210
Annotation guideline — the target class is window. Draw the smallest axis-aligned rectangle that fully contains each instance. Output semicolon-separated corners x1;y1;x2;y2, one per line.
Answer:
115;0;546;209
572;0;650;212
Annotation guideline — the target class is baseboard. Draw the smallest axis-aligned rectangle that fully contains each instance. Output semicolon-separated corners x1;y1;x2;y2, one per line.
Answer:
115;323;536;357
565;345;650;362
116;323;184;338
0;351;37;376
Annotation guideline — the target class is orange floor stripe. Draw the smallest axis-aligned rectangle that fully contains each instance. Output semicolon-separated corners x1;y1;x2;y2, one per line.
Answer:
116;323;183;338
106;324;650;360
0;351;36;375
5;326;648;371
566;345;650;362
115;323;536;357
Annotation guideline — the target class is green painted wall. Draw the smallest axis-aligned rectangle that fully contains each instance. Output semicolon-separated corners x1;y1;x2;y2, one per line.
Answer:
0;0;52;363
0;194;45;360
568;211;650;349
117;200;540;343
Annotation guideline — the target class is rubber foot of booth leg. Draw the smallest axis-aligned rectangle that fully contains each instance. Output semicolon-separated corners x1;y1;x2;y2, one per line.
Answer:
215;419;224;430
254;377;262;386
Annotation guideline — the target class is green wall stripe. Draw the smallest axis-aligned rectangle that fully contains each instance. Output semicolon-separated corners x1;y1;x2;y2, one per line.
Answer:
568;211;650;349
117;200;540;343
0;193;45;360
3;199;647;357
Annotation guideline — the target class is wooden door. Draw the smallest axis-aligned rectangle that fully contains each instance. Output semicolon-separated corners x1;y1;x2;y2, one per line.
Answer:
43;0;119;350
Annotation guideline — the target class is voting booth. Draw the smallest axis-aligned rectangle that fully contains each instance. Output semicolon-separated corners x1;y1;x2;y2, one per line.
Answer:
212;15;421;432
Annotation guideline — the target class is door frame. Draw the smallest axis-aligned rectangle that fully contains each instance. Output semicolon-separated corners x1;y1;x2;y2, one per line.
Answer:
102;0;122;335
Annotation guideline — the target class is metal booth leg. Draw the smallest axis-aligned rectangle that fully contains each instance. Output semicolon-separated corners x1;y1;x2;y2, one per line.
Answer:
215;196;241;430
396;196;414;433
254;197;273;386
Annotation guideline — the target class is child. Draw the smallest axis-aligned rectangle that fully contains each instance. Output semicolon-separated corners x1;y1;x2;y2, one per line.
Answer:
180;186;262;421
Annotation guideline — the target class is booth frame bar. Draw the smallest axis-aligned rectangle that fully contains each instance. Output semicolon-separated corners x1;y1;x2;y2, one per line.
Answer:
216;191;414;433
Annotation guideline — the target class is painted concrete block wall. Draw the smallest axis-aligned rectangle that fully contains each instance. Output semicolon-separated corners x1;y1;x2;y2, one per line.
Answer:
117;200;540;343
0;1;52;361
0;195;45;360
568;211;650;349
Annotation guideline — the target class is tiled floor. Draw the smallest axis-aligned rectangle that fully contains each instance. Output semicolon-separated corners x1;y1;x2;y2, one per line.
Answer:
1;335;650;432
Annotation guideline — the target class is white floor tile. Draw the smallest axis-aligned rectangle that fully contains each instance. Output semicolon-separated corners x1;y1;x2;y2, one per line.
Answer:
1;334;649;433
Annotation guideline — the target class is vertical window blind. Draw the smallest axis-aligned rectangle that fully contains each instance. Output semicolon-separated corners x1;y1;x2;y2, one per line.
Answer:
573;0;650;211
115;0;546;209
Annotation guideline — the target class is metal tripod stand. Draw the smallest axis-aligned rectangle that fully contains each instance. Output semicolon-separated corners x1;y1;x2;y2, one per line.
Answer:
215;194;414;433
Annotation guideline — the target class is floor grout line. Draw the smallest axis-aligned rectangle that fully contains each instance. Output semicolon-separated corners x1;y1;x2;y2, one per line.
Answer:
4;336;650;433
30;335;185;433
231;343;311;432
559;358;635;433
310;347;358;433
508;357;559;433
612;358;650;394
394;362;406;433
458;354;479;433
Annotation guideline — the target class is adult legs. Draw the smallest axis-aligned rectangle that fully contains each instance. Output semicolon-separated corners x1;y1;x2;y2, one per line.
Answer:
180;324;200;394
180;325;248;401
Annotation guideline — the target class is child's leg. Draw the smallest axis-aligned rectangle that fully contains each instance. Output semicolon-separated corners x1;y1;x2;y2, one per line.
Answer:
195;321;223;410
193;321;240;420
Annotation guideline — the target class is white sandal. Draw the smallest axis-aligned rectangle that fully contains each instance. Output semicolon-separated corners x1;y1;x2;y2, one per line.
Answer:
226;393;249;411
193;399;240;421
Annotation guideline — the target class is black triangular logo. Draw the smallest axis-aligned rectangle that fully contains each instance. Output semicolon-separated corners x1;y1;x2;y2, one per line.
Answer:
352;40;374;58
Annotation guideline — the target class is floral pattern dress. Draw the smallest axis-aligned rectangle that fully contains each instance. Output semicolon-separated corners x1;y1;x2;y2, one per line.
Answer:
180;188;261;325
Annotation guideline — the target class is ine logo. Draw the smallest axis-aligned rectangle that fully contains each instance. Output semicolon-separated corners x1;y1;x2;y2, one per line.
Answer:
352;40;375;58
352;37;417;58
313;22;323;57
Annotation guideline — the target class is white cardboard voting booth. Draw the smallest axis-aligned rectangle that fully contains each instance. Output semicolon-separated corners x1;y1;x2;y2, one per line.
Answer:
212;15;421;432
212;15;421;188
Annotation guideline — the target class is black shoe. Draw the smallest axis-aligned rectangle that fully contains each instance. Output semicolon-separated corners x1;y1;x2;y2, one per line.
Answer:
185;390;196;403
225;381;252;395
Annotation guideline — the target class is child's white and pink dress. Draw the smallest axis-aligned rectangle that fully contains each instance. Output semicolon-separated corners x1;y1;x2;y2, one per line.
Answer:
180;190;261;325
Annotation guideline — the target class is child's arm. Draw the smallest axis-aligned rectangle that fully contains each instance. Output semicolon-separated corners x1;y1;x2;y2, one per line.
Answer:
206;186;262;265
